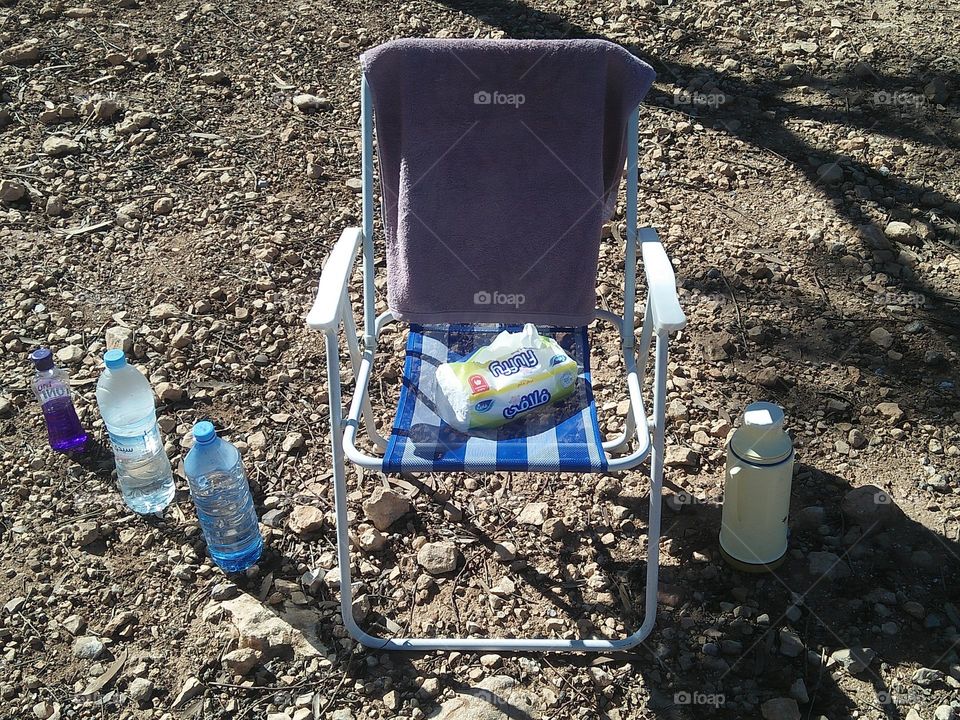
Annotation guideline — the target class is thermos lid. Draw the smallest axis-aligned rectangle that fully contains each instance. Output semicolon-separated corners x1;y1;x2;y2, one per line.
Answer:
731;401;793;465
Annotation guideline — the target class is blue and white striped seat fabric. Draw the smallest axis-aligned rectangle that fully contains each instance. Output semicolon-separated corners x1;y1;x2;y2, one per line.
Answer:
383;324;608;473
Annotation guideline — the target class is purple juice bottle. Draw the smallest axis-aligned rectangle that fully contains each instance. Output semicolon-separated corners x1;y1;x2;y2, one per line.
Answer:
30;348;88;453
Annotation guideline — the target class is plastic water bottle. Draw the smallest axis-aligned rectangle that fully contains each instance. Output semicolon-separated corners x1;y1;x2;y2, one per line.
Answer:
96;350;175;514
184;421;262;572
30;348;88;452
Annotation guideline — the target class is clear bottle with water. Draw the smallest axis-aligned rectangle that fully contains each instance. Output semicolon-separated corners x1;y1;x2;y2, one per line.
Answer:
184;421;262;572
96;349;175;514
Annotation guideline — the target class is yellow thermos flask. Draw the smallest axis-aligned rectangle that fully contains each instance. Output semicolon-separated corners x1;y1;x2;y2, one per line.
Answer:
719;402;795;572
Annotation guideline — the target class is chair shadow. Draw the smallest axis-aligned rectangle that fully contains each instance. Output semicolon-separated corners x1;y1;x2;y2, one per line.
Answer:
431;0;960;369
620;460;960;719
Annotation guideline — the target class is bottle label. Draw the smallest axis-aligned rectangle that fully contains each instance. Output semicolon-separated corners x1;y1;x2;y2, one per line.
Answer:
35;379;69;407
108;425;162;458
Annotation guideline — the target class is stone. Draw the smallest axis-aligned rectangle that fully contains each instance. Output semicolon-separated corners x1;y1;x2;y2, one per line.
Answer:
417;541;460;575
789;678;808;704
247;431;267;451
128;677;153;707
219;594;326;658
356;525;386;553
170;323;193;350
72;635;104;660
223;647;262;676
282;432;305;453
105;326;134;353
1;39;42;64
666;399;688;422
876;402;904;423
55;345;84;364
0;179;25;203
493;541;516;562
62;615;85;635
93;98;119;121
42;136;81;157
116;111;155;135
199;69;227;84
149;302;179;319
665;445;699;467
517;502;549;526
830;646;875;674
808;551;850;580
288;505;325;535
779;628;804;657
595;475;621;498
912;667;944;686
848;428;867;449
816;163;843;183
761;698;800;720
63;6;96;17
934;706;956;720
293;94;332;112
902;600;925;619
155;382;184;403
362;487;411;530
884;220;916;243
211;582;239;601
433;675;538;720
841;485;902;531
171;677;204;709
869;327;894;349
793;506;825;530
32;701;56;719
756;366;782;388
45;195;64;216
542;517;567;540
153;196;173;215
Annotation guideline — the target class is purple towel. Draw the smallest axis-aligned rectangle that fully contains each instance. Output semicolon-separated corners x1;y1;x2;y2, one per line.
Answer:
361;39;655;326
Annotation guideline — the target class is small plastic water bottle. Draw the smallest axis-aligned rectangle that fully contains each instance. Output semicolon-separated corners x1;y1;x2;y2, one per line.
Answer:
184;421;263;572
29;348;88;452
96;350;175;514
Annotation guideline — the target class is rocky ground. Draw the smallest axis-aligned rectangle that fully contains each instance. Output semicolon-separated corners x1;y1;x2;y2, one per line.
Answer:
1;0;959;718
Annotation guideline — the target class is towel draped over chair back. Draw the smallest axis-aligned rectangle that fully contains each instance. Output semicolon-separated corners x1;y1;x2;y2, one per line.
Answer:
361;38;656;326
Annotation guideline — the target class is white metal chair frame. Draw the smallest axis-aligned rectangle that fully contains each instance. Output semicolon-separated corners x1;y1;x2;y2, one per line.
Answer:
306;76;686;652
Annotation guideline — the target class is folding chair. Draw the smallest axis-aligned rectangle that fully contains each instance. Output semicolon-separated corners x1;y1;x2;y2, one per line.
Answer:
306;39;686;652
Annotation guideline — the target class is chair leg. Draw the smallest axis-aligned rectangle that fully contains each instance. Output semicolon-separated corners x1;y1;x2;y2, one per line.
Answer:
323;327;668;653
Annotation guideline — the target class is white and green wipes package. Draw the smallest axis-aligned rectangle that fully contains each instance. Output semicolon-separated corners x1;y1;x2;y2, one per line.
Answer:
435;323;578;432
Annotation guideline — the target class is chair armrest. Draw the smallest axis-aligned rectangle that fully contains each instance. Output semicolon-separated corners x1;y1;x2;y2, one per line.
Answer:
638;227;686;334
306;227;363;331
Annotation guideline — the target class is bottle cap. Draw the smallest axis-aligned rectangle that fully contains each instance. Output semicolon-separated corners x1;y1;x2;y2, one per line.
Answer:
731;401;793;465
742;401;784;430
29;348;54;371
193;421;217;445
103;349;127;369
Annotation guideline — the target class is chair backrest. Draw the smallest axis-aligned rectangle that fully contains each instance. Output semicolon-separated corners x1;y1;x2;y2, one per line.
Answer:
361;39;655;326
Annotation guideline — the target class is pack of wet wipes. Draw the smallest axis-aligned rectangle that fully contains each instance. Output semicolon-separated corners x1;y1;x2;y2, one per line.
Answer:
435;324;578;431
